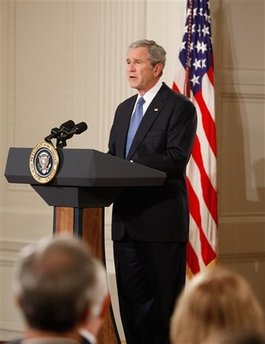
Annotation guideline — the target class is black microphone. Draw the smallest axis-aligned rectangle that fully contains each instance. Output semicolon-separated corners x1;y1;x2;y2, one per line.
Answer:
45;120;75;142
60;122;88;140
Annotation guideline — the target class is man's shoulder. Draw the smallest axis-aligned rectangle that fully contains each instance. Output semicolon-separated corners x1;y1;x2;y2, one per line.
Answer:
159;82;191;101
118;94;137;108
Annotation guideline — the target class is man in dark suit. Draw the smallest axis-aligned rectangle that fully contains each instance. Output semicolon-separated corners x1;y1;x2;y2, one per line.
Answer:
108;39;197;344
9;236;109;344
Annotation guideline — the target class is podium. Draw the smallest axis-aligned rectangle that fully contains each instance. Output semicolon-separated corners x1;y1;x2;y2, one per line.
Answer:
5;147;166;344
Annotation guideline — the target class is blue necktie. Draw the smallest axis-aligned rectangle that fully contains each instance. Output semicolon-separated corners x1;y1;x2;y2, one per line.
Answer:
126;97;145;157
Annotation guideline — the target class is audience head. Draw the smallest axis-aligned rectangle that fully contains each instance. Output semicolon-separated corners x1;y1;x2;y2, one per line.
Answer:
170;266;265;344
13;235;108;334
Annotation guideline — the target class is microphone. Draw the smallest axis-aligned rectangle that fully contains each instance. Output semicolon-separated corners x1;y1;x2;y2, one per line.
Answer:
60;122;88;140
45;120;75;142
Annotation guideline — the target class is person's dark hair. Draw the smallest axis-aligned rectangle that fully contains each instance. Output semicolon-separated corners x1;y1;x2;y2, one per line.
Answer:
13;236;106;332
129;39;166;75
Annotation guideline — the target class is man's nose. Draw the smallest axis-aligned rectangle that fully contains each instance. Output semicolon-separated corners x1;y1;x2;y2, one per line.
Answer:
128;63;135;71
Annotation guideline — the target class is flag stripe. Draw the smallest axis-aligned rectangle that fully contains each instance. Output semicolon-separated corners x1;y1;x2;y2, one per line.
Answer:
194;91;217;156
202;73;215;121
187;241;200;275
192;95;217;186
186;177;217;266
191;136;217;223
188;215;206;272
187;156;217;247
207;60;214;85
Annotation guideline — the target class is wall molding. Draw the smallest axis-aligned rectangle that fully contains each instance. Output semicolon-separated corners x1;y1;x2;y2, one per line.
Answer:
0;236;115;269
219;215;265;223
6;1;16;149
217;88;265;100
65;1;73;121
0;322;24;342
219;251;265;264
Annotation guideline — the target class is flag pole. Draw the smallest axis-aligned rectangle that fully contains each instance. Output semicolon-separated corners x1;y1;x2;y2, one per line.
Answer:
184;0;194;98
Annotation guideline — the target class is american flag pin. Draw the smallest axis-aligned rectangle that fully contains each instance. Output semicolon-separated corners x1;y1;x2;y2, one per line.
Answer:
154;108;159;111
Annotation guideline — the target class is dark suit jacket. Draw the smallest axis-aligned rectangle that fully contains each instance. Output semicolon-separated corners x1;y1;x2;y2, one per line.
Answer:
108;83;197;242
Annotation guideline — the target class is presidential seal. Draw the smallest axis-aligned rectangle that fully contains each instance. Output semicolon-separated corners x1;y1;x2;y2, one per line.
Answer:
29;142;59;184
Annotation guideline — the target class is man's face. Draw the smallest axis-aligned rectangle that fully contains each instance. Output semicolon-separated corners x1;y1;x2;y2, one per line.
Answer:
126;47;162;95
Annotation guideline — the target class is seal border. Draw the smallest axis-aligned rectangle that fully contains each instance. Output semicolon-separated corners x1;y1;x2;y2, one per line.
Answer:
29;142;59;184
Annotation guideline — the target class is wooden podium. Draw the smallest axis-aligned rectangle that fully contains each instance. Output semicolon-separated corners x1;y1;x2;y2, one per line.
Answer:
5;147;166;344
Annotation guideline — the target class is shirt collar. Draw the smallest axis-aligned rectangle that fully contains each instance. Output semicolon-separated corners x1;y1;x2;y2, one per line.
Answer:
79;329;97;344
138;80;163;104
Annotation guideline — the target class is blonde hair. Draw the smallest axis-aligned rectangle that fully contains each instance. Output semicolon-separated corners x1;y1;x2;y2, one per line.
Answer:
170;266;265;344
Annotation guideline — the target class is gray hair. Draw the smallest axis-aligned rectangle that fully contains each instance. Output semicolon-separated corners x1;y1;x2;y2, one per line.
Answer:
129;39;166;69
87;258;109;321
13;235;108;332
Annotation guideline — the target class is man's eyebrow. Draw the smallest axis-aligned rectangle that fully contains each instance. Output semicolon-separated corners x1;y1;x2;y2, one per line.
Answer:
126;58;143;63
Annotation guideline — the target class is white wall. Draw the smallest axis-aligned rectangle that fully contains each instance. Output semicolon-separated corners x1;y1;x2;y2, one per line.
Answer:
0;0;264;341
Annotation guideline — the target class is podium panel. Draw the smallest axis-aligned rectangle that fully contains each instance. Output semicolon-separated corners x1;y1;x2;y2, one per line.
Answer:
54;207;119;343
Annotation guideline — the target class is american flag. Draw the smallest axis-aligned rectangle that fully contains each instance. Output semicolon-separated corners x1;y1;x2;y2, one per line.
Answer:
173;0;217;275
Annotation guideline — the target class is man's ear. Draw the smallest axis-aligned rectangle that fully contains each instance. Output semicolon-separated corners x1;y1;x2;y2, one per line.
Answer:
15;296;22;308
82;293;110;324
80;304;91;323
99;294;110;319
153;63;163;77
